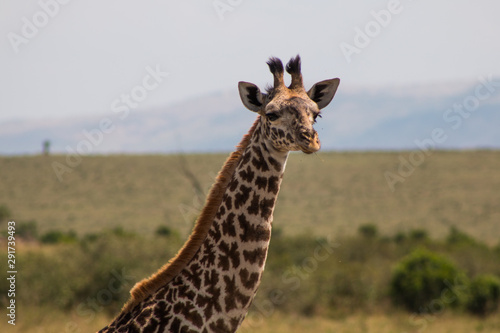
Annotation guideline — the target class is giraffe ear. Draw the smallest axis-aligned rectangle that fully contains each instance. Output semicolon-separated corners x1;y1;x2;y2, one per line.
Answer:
307;78;340;110
238;82;264;112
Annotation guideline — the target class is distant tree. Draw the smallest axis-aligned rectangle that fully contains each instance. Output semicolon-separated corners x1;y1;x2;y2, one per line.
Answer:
43;140;51;155
447;226;477;246
110;226;136;238
358;224;378;238
16;220;38;240
409;229;428;241
0;204;11;225
155;225;180;239
393;231;407;243
156;225;172;237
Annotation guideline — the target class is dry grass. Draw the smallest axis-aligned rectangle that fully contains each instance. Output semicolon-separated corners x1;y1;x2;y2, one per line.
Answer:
240;311;500;333
1;151;499;331
0;306;111;333
1;151;499;244
2;308;499;333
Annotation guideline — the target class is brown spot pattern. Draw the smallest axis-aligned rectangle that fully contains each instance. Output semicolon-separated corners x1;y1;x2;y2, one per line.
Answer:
100;119;292;333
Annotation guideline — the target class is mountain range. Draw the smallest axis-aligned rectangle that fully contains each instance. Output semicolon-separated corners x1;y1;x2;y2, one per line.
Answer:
1;79;499;155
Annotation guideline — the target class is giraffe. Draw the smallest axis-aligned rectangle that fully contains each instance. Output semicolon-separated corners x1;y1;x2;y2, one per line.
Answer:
99;55;340;333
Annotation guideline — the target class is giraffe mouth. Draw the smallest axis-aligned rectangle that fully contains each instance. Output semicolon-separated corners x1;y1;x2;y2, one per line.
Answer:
299;144;320;154
298;131;321;154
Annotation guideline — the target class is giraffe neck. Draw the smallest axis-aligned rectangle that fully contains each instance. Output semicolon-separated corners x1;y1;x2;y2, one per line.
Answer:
190;119;289;330
101;119;290;333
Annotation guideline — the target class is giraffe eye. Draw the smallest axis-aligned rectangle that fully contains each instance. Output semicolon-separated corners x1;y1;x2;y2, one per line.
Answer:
266;113;280;121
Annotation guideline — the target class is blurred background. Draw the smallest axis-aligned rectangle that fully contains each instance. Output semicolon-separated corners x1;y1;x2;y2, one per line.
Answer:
1;0;499;153
1;1;500;332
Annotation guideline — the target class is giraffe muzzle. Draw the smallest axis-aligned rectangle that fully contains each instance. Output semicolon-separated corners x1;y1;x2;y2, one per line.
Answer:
298;130;321;154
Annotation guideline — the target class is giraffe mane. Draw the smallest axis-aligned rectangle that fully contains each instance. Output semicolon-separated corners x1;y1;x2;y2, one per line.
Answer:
122;117;260;313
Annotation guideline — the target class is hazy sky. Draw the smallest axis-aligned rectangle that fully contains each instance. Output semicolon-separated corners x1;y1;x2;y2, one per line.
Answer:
1;0;499;122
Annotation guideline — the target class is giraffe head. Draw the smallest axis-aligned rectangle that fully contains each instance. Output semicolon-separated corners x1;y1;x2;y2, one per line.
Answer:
238;55;340;154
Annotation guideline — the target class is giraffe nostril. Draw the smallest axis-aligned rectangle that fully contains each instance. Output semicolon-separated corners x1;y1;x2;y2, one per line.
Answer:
299;130;316;143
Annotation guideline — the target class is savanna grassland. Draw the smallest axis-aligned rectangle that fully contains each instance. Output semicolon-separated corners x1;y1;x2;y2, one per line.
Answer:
1;151;500;333
1;151;500;243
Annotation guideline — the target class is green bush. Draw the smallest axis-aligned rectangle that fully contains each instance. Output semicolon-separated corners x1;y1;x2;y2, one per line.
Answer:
16;220;39;239
466;274;500;316
4;223;499;319
393;232;407;244
156;225;173;236
155;225;180;239
358;224;378;238
390;248;467;313
447;226;477;246
4;228;183;312
0;204;11;223
40;230;78;244
409;229;428;241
